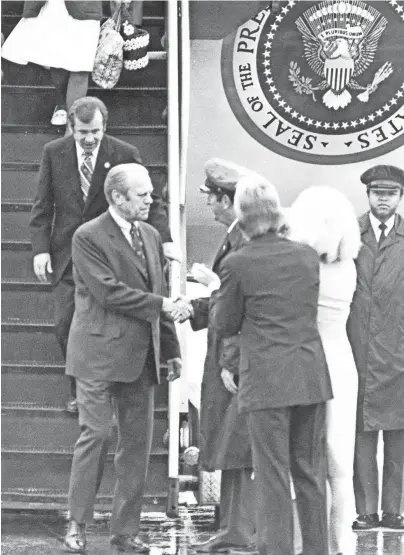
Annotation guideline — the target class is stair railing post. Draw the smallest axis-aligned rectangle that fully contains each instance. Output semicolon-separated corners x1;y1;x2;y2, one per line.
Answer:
166;0;184;518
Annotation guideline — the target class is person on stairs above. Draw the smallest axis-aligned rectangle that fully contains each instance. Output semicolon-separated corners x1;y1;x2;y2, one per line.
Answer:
1;0;102;127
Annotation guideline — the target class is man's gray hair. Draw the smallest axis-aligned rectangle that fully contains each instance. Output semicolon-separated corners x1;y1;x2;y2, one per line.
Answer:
235;176;281;239
104;163;150;205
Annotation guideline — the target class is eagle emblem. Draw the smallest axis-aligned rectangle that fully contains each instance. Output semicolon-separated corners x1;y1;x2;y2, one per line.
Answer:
290;1;393;109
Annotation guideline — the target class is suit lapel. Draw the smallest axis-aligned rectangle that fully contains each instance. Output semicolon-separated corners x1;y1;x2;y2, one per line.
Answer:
83;136;111;213
105;213;150;283
60;137;85;209
212;223;243;272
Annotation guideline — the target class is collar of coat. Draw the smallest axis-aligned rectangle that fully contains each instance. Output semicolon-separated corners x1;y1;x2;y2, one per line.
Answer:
359;212;404;237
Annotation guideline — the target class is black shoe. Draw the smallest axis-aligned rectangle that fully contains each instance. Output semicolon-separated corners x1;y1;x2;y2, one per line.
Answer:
110;535;150;553
63;520;86;553
352;513;380;530
66;397;79;414
381;513;404;529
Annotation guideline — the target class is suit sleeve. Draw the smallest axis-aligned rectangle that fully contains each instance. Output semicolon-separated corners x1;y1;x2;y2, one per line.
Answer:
125;144;172;243
189;297;210;331
29;145;54;255
72;229;164;323
211;256;244;337
157;239;181;360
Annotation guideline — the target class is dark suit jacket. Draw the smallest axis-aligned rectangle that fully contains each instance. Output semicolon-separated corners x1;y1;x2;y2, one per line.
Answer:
189;223;251;470
29;134;171;284
212;232;333;413
66;211;180;383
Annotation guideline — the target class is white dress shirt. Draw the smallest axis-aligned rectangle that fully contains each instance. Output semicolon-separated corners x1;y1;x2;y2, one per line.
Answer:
76;142;101;173
109;207;138;245
369;212;396;242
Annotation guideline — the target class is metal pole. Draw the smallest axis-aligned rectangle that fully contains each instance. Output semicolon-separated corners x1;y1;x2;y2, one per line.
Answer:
166;0;181;518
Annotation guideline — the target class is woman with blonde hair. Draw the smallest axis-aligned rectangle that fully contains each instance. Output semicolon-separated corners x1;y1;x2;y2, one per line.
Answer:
285;186;361;555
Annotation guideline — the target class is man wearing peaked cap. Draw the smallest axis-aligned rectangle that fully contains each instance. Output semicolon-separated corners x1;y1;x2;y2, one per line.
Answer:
188;159;257;554
348;164;404;531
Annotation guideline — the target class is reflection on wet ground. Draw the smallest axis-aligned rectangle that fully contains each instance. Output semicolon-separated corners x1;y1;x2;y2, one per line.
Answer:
1;506;404;555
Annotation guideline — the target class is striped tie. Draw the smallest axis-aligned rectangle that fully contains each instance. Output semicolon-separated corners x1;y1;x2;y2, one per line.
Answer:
80;153;93;199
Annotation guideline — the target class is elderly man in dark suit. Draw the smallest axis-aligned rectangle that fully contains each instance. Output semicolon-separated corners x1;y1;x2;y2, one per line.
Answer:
63;163;183;553
29;96;179;412
189;159;255;554
212;176;333;555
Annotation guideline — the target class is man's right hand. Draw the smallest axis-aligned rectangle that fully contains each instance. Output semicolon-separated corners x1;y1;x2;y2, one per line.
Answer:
33;253;53;282
221;369;238;395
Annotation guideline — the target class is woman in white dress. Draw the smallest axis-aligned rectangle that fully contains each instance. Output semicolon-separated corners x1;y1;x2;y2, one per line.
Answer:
2;0;102;126
285;186;362;555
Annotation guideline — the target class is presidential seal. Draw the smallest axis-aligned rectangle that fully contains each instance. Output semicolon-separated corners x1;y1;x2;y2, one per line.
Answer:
221;0;404;164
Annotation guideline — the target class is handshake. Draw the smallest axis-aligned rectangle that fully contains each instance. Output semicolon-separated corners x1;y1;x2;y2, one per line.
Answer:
162;296;194;323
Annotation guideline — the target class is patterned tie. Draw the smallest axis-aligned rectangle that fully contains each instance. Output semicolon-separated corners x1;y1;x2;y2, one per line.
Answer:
130;223;148;273
80;153;93;199
378;222;387;248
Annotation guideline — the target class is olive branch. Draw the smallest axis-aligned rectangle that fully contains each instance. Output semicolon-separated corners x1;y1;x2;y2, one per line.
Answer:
288;61;327;102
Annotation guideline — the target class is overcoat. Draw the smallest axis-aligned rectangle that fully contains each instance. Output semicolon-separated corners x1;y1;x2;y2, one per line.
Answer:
191;223;252;471
29;134;171;284
23;1;103;21
347;213;404;432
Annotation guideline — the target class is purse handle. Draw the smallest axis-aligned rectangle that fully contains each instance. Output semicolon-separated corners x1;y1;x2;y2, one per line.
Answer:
111;4;122;30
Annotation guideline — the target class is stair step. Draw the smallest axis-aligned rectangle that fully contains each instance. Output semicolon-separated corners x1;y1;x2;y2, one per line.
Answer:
1;58;167;87
2;86;167;126
1;404;168;451
1;161;167;201
2;241;37;281
1;449;168;496
2;280;55;320
1;125;167;164
1;1;166;18
1;361;169;407
1;489;167;512
2;209;33;242
1;318;64;362
1;15;165;52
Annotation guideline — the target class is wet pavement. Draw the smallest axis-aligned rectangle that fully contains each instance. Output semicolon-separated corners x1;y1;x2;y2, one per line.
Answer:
2;505;404;555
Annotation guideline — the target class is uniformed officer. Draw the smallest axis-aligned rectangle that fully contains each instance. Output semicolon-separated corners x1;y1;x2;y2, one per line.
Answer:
347;165;404;530
190;159;257;554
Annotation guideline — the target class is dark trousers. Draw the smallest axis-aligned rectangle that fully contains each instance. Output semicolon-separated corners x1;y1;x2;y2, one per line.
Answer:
53;264;76;397
354;429;404;515
247;404;328;555
217;468;255;546
68;367;155;535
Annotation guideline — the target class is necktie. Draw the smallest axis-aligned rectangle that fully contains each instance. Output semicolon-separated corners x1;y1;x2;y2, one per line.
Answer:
378;222;387;248
130;223;148;271
80;153;93;199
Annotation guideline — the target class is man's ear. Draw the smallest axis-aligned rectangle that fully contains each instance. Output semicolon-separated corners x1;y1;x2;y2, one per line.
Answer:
222;194;232;209
111;189;122;205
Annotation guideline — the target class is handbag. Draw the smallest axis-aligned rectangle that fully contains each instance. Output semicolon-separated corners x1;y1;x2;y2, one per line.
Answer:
120;5;150;71
92;7;124;89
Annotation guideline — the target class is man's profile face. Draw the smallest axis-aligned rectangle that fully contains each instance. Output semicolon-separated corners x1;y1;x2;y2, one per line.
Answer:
368;188;402;222
206;191;227;224
72;109;105;153
116;176;154;222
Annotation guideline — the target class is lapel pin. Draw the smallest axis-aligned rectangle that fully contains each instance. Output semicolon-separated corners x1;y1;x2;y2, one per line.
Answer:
104;162;111;169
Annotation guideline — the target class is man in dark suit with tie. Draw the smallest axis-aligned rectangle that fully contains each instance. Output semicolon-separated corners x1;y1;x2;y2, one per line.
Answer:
63;163;183;553
189;159;255;554
212;176;333;555
29;96;178;412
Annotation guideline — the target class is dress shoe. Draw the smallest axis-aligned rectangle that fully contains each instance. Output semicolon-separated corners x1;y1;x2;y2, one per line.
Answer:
63;520;86;553
110;535;150;553
352;513;379;530
381;513;404;529
66;397;79;414
192;536;251;553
